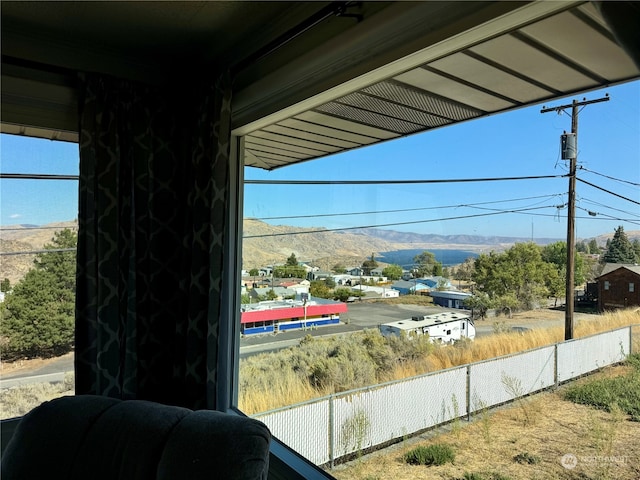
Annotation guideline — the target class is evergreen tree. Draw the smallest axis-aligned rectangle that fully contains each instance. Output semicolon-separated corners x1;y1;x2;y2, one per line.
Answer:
575;240;588;254
0;278;10;292
588;238;600;255
286;253;298;266
0;229;77;360
632;239;640;263
602;226;636;263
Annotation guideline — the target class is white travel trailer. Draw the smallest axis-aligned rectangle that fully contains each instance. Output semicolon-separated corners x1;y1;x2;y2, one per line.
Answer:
379;311;475;343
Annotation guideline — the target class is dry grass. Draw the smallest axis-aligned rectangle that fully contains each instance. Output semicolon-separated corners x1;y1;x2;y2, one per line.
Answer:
239;308;640;414
374;294;435;307
0;373;74;419
329;365;640;480
238;368;331;414
425;308;639;372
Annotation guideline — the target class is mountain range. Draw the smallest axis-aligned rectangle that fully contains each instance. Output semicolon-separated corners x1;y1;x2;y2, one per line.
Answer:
1;219;638;284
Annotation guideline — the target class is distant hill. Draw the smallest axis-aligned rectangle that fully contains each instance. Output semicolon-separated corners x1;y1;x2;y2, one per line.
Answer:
0;221;78;286
346;227;561;247
242;219;409;271
242;220;562;270
2;219;638;284
592;229;640;248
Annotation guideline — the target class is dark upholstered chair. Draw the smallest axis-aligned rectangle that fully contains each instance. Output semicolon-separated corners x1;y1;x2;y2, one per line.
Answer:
1;395;271;480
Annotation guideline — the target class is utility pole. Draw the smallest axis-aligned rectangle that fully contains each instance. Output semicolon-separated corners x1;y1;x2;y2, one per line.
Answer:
541;95;609;340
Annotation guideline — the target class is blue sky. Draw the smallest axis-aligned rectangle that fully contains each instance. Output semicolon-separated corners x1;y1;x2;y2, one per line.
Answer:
1;80;638;241
245;80;640;241
1;136;79;226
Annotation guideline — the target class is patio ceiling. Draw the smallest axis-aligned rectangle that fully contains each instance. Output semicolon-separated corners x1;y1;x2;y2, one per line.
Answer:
236;1;640;170
2;1;639;170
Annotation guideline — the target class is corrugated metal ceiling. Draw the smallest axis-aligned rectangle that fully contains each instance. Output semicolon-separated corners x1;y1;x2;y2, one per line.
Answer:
243;3;639;170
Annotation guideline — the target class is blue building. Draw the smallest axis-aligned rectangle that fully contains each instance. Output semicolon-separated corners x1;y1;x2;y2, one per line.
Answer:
429;290;472;309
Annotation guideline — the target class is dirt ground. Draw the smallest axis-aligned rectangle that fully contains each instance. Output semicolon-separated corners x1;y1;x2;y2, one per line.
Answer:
329;365;640;480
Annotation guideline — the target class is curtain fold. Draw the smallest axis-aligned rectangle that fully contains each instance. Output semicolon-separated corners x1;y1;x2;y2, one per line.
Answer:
75;73;231;410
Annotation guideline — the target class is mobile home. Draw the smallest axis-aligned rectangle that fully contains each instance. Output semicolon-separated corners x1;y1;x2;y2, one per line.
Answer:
379;311;475;343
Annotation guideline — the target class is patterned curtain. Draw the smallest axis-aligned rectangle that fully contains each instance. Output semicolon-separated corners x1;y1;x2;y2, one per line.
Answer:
75;73;232;410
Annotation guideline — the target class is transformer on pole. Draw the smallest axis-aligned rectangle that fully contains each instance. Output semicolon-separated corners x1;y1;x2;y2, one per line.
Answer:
541;95;609;340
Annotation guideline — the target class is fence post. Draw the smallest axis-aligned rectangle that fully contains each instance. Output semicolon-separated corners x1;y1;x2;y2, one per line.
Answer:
630;325;634;356
466;365;471;422
329;394;334;469
554;343;559;390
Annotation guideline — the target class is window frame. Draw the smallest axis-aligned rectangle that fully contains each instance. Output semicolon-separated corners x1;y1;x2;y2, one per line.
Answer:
0;144;80;447
228;135;338;479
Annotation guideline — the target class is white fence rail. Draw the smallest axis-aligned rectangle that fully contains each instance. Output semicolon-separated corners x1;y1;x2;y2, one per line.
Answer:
556;327;630;382
254;325;635;468
469;345;555;413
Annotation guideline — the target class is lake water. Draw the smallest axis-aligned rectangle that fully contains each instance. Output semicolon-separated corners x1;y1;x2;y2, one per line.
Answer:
378;249;479;268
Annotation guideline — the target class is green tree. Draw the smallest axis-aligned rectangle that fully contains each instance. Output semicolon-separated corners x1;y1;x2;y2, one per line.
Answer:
361;254;378;276
541;241;588;286
603;226;636;263
324;277;336;288
332;264;347;274
632;239;640;263
472;242;552;310
273;265;306;278
413;251;442;278
0;228;77;360
454;256;475;284
464;292;492;320
265;289;278;300
286;253;298;266
575;240;588;254
432;262;443;277
310;280;332;299
382;264;403;280
588;238;600;255
249;268;259;277
494;292;519;318
333;287;354;302
0;278;10;292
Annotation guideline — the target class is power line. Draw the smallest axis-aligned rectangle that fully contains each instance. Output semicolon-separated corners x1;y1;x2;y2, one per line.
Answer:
251;193;565;221
579;197;640;219
0;173;79;181
577;166;640;187
244;174;567;185
575;206;640;227
244;205;558;238
577;177;640;205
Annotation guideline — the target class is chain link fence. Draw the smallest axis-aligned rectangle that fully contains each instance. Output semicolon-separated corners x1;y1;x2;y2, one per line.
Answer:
254;324;637;468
